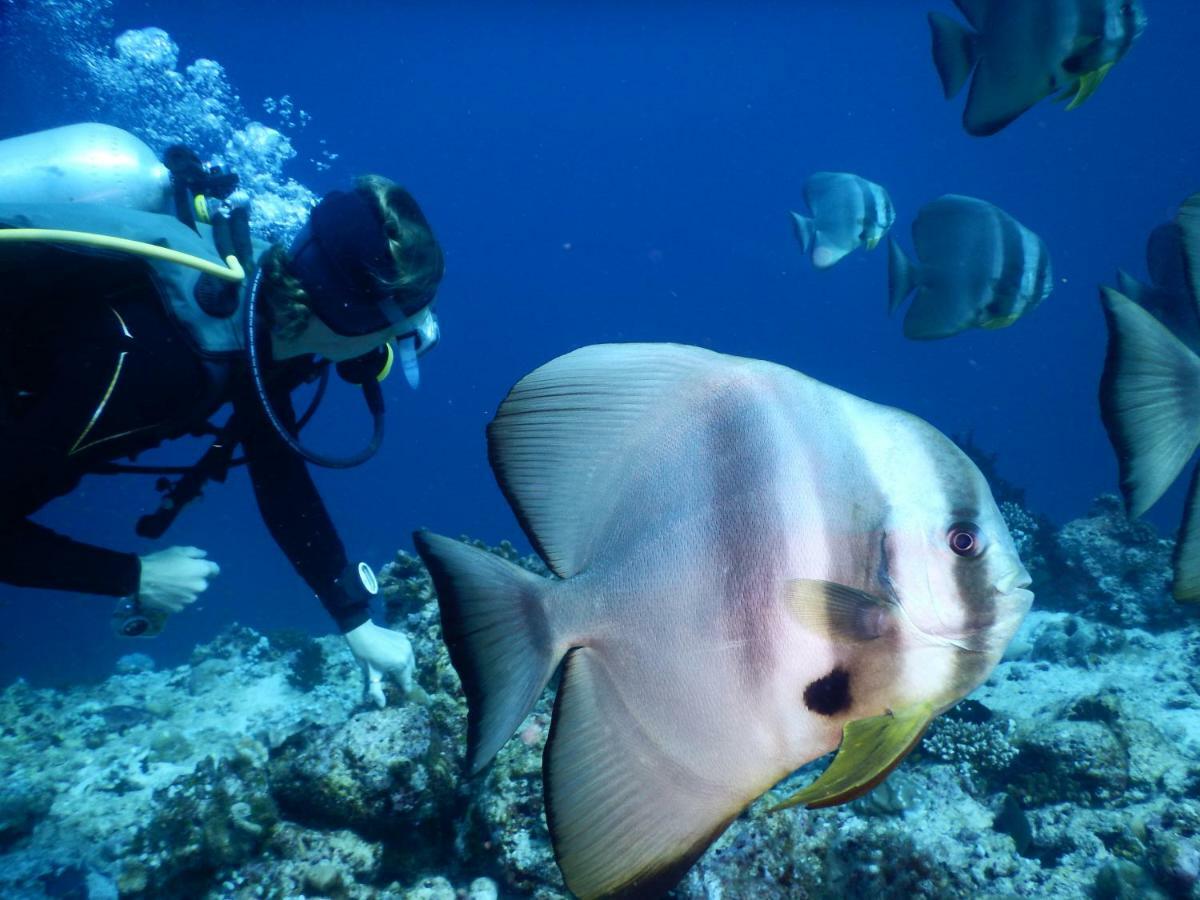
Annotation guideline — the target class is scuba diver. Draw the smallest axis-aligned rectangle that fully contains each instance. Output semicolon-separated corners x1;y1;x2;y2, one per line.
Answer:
0;123;445;707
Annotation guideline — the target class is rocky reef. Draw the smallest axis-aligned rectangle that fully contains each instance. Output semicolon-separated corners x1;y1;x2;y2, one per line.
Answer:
1;515;1198;899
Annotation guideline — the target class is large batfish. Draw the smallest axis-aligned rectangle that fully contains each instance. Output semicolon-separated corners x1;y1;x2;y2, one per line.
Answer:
1100;192;1200;601
888;194;1052;340
415;343;1034;899
929;0;1147;136
791;172;895;269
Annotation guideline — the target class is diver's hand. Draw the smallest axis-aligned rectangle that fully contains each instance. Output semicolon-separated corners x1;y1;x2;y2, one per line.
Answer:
344;620;416;708
138;546;220;613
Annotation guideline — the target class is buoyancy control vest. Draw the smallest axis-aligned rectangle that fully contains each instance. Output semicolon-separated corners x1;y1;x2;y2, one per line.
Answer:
0;201;267;358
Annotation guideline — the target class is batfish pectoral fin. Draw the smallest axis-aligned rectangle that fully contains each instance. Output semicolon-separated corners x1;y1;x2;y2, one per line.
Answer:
785;579;895;644
768;702;936;812
1065;63;1114;111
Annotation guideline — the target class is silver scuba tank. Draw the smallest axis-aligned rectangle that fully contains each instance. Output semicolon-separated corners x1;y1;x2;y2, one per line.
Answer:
0;122;171;212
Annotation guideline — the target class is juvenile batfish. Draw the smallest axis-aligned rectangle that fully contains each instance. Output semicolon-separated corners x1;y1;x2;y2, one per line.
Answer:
791;172;895;269
1100;192;1200;602
415;343;1033;899
888;194;1052;340
929;0;1147;136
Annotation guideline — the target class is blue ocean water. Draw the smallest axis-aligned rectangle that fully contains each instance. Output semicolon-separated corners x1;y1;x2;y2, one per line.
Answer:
0;0;1196;687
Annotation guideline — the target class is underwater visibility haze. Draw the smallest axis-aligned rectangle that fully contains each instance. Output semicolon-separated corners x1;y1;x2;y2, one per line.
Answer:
0;1;1199;898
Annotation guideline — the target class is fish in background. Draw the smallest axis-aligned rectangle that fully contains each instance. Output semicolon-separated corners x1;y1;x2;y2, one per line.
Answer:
791;171;895;269
1099;191;1200;602
928;0;1148;136
888;194;1052;340
415;343;1033;899
1115;222;1200;352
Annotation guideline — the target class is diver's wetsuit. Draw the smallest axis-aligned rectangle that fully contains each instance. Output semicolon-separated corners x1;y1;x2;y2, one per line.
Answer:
0;253;369;631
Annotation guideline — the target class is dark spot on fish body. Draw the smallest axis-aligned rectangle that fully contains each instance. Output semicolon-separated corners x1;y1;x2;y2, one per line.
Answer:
804;666;852;716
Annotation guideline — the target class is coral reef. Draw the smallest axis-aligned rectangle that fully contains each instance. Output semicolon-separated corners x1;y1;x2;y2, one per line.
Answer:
1041;495;1181;630
1;518;1198;898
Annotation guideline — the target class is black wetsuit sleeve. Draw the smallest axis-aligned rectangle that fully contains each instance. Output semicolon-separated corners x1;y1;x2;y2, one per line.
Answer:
0;519;141;596
233;372;369;632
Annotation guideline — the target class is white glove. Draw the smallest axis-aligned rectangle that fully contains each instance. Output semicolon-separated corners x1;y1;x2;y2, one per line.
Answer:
138;546;220;613
344;620;416;708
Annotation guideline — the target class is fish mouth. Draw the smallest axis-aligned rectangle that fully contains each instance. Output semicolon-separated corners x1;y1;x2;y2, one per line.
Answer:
995;568;1032;595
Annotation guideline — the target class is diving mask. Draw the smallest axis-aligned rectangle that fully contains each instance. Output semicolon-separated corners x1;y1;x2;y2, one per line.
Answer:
287;190;437;338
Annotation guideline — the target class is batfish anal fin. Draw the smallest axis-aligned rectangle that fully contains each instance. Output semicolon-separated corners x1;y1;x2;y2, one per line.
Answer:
785;579;895;644
1065;63;1114;111
545;648;761;899
769;702;935;811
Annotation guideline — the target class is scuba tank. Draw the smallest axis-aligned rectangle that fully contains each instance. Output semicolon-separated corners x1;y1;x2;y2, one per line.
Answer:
0;123;171;212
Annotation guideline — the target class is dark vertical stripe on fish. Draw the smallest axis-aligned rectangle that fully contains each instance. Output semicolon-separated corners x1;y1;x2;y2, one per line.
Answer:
704;388;788;690
990;208;1023;321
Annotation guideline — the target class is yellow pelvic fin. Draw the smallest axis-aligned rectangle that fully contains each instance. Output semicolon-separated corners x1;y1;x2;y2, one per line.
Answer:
769;702;935;811
376;342;395;382
865;236;881;251
981;313;1020;329
0;228;244;282
1066;63;1114;111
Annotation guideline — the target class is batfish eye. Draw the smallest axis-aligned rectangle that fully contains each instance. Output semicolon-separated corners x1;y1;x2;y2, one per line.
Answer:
947;522;982;557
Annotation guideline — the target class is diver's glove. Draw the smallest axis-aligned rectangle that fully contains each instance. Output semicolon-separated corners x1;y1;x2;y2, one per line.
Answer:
343;620;416;708
138;545;221;613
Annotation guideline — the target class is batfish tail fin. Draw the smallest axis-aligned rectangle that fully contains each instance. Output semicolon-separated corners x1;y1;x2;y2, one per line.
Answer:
790;211;815;253
1098;287;1200;518
887;237;917;313
1115;269;1148;306
928;11;978;99
413;530;561;773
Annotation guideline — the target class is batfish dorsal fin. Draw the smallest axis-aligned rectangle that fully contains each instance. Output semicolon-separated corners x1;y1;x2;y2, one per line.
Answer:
769;702;935;811
545;648;760;899
487;343;754;579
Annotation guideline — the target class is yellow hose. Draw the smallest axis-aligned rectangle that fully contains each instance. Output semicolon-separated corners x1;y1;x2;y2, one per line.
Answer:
0;228;245;282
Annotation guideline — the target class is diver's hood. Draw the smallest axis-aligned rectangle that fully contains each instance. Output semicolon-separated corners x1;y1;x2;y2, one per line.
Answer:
287;189;435;337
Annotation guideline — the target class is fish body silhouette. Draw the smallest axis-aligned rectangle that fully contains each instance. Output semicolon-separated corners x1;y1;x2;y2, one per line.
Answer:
791;171;894;270
417;343;1033;899
929;0;1147;136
